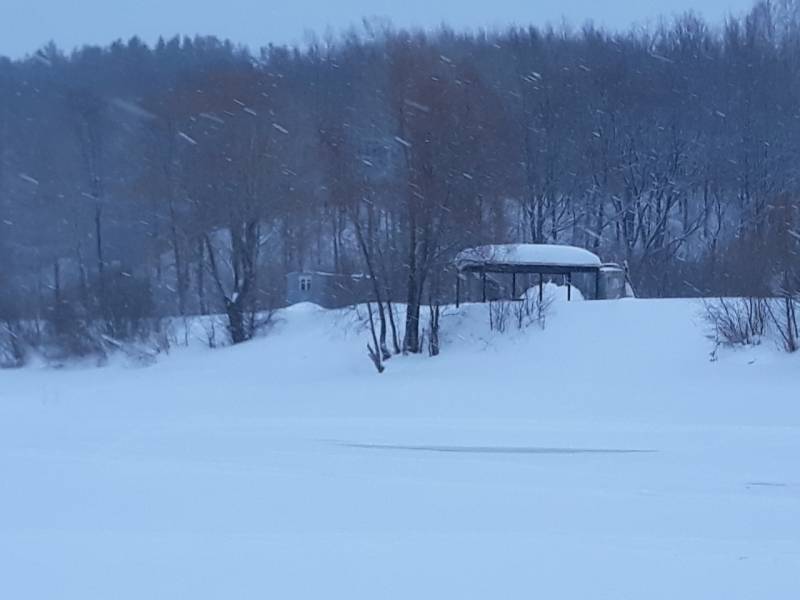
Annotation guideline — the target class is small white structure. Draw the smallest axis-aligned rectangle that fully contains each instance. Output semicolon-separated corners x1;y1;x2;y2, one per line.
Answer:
286;271;373;308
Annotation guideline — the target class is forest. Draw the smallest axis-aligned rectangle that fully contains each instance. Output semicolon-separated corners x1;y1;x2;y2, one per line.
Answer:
1;0;799;356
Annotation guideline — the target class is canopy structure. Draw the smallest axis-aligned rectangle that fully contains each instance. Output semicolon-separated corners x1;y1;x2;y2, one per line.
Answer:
454;244;603;305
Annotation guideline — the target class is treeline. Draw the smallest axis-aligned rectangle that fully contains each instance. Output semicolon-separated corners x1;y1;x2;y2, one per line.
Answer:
1;0;800;357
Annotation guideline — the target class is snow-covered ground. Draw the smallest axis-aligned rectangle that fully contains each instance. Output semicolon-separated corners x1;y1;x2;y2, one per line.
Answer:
1;297;798;599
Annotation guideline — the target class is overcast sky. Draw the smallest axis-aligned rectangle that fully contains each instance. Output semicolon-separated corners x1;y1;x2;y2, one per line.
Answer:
1;0;756;58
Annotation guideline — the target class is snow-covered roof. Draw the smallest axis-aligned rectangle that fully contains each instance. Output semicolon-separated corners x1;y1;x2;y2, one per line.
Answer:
455;244;602;271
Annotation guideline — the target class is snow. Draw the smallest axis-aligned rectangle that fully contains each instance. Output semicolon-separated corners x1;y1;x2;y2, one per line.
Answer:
177;131;198;145
110;98;157;121
455;243;603;270
1;298;799;599
199;112;225;125
403;99;431;113
17;173;39;185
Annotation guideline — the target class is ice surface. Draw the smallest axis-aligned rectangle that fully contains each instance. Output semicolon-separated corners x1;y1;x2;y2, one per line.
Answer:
1;298;798;599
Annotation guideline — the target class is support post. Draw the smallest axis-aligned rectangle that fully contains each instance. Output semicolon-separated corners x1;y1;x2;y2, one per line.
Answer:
539;273;543;302
595;269;601;300
482;269;487;303
567;272;572;301
456;273;460;308
512;272;517;300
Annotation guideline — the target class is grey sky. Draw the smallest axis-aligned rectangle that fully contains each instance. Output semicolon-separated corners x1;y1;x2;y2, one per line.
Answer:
1;0;756;58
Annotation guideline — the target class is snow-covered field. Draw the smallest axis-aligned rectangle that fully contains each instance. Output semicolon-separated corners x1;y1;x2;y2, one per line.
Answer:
1;298;798;599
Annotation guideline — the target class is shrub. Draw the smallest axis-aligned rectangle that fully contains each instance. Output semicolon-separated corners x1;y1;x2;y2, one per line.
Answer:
704;297;768;348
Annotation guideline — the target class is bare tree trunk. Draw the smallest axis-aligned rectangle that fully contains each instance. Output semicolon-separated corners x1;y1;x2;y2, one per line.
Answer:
53;260;61;305
75;240;89;309
403;210;421;353
94;202;106;316
196;237;207;315
428;302;440;356
331;206;340;273
366;301;385;373
351;211;390;358
386;300;401;355
168;198;187;316
204;221;259;345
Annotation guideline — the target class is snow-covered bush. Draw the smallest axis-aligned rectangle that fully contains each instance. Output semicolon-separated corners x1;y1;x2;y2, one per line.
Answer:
0;319;28;368
704;297;767;348
47;301;107;360
0;292;30;367
705;293;799;354
515;289;554;330
488;300;511;333
766;295;799;353
489;286;556;333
